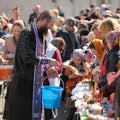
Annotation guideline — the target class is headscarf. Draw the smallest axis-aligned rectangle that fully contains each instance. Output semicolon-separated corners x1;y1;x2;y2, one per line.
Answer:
89;39;106;67
106;29;120;48
91;39;104;55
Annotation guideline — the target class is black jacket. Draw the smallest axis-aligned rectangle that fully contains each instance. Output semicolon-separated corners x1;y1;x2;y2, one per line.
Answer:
106;45;120;73
56;27;79;62
13;27;39;81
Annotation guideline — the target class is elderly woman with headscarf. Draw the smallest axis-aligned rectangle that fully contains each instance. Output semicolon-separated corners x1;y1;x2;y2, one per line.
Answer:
98;29;120;95
99;29;120;118
105;29;120;73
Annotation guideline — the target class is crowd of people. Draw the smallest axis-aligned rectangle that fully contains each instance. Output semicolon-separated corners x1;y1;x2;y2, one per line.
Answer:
0;3;120;120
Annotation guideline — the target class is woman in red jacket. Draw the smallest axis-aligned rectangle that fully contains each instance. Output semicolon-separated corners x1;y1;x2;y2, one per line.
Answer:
44;37;66;120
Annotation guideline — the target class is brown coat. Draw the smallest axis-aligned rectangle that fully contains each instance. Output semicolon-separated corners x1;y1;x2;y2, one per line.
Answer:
65;68;84;94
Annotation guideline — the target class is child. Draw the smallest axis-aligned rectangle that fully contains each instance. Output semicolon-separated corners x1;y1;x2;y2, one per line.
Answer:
64;49;91;120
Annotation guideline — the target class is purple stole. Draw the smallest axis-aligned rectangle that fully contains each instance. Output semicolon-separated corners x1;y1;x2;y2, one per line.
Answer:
32;22;44;120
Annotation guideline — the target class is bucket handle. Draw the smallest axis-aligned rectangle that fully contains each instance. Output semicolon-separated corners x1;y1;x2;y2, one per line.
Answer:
43;75;65;90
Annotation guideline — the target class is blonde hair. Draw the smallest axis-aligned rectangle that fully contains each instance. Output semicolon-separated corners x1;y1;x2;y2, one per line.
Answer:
57;16;65;22
98;18;120;36
13;20;25;29
51;8;59;17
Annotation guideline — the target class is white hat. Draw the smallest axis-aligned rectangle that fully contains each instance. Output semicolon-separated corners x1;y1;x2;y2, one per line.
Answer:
101;4;107;10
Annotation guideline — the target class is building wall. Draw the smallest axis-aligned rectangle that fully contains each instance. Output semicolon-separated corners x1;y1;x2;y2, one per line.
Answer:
0;0;119;25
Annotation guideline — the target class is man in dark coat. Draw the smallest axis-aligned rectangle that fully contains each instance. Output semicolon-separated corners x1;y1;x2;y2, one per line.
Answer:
56;17;79;102
56;17;79;62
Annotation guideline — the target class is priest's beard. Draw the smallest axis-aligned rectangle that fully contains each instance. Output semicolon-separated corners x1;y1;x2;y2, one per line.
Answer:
38;26;48;36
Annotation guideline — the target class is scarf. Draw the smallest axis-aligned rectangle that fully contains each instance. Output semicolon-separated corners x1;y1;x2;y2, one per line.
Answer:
106;29;120;48
32;22;44;120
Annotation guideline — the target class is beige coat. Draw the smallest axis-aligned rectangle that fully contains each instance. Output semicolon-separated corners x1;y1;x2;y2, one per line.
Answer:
3;35;17;65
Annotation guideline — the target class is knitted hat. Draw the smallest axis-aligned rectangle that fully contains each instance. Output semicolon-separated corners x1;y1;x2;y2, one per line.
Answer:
65;17;76;26
73;49;85;59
